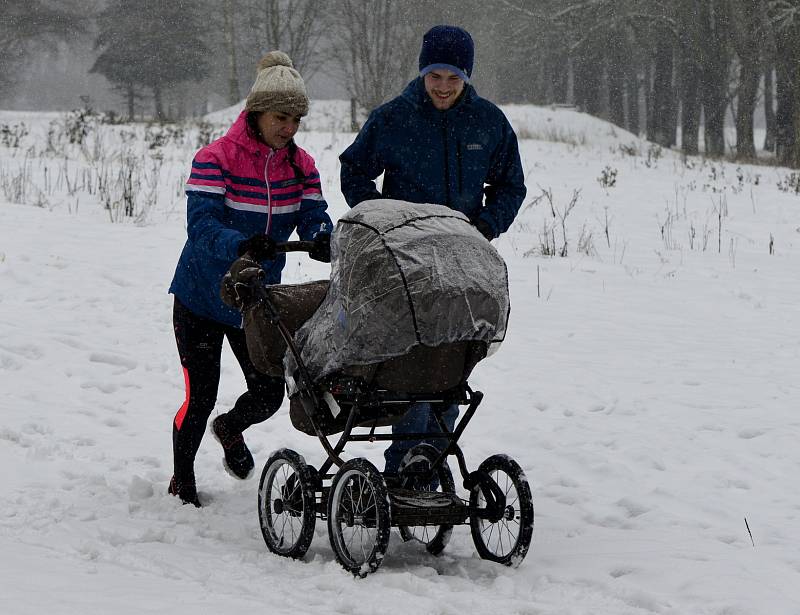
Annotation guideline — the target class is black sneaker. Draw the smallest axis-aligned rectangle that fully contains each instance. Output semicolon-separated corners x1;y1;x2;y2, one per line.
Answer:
398;458;441;491
168;475;201;507
211;414;254;480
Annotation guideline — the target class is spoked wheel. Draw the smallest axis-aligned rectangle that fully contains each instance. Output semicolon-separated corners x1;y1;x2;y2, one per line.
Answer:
469;454;534;567
397;444;455;555
258;448;317;559
327;458;391;577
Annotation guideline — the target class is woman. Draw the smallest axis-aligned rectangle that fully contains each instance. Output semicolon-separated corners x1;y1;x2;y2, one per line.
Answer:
168;51;332;506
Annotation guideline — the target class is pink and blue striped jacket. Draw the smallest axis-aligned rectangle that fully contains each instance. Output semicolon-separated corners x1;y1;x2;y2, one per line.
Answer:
169;110;332;326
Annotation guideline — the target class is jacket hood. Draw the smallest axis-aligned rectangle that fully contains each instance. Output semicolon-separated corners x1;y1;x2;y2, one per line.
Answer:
400;77;476;116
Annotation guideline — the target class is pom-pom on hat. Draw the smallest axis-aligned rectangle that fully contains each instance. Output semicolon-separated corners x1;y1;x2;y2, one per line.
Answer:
245;51;309;117
418;25;474;83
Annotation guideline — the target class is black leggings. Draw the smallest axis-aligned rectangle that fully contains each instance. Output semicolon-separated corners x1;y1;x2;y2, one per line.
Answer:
171;297;284;481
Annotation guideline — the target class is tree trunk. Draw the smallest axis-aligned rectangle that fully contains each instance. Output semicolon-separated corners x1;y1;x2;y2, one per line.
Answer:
677;0;701;154
703;92;727;157
223;0;240;106
774;27;796;166
793;58;800;168
764;65;776;152
645;60;655;142
652;28;675;147
153;85;165;122
626;68;640;136
607;63;626;128
605;28;627;128
127;85;135;122
680;65;702;154
573;43;603;115
735;59;759;160
730;0;761;161
546;45;569;105
698;0;731;157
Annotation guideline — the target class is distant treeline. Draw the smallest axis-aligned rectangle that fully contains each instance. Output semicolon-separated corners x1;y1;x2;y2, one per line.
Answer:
3;0;799;166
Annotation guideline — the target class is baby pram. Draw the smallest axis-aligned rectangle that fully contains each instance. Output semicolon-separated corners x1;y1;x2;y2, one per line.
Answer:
222;200;534;576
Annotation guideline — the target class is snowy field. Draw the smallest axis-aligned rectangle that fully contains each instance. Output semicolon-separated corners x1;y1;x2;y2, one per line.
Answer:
1;101;799;615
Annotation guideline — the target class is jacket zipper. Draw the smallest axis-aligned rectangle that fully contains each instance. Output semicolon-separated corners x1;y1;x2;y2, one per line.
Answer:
456;138;463;195
442;116;450;207
264;150;274;234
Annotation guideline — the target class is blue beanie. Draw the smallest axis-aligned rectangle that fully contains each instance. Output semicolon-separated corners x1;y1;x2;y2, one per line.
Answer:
418;25;474;83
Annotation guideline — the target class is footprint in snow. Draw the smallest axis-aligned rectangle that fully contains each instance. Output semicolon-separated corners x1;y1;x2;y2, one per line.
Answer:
0;342;44;360
738;428;764;439
89;353;137;372
80;380;118;394
101;272;132;287
0;428;31;447
1;353;22;370
53;335;90;351
616;497;651;518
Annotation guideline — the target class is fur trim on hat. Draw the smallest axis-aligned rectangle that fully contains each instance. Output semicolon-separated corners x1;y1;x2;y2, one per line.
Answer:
246;51;309;117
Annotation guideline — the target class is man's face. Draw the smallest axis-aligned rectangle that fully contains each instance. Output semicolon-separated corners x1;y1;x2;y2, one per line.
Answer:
423;69;465;111
257;111;301;150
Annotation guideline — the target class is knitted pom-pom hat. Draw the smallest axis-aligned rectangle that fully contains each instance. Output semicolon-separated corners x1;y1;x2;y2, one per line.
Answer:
245;51;309;117
418;25;474;82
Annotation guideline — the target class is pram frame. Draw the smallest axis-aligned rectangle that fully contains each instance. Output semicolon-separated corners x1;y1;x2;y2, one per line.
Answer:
239;241;533;575
246;242;481;491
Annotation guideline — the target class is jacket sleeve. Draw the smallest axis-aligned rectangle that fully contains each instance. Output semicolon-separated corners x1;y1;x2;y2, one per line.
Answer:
185;153;244;261
295;157;333;241
339;111;385;208
479;117;527;238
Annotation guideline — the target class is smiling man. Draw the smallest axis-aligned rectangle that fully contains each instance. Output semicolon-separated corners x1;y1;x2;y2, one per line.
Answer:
339;25;526;479
340;25;525;242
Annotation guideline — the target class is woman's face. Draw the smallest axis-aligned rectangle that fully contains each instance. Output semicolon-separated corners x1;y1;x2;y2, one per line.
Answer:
257;111;301;149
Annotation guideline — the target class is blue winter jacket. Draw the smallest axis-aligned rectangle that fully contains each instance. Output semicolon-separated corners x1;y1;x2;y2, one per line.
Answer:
339;78;526;237
169;111;333;328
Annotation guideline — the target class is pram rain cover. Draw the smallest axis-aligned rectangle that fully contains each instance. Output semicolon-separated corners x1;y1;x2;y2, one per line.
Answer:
286;199;510;386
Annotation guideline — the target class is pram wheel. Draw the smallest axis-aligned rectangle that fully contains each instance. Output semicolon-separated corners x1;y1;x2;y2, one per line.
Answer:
327;458;391;577
397;444;455;555
258;449;317;559
469;454;534;567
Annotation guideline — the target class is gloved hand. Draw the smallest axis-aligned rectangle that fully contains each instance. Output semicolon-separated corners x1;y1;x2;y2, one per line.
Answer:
309;233;331;263
473;218;494;241
237;234;277;260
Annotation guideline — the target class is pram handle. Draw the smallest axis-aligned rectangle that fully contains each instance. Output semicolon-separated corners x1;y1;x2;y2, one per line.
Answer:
275;240;315;253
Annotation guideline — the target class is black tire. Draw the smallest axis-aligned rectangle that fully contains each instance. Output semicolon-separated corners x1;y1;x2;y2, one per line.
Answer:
469;454;534;567
327;458;391;577
258;448;317;559
397;444;455;555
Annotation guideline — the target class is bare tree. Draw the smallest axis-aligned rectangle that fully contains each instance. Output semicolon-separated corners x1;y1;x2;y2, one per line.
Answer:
729;0;767;160
763;44;778;152
243;0;330;79
769;0;800;167
331;0;419;113
222;0;242;105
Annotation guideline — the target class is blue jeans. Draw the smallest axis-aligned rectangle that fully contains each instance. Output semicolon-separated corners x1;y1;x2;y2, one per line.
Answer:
383;402;459;475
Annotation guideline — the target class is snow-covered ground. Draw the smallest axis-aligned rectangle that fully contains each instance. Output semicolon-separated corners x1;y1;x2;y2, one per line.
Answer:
1;102;799;615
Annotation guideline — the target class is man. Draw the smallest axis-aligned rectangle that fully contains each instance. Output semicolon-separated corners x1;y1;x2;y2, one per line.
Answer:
339;25;526;478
